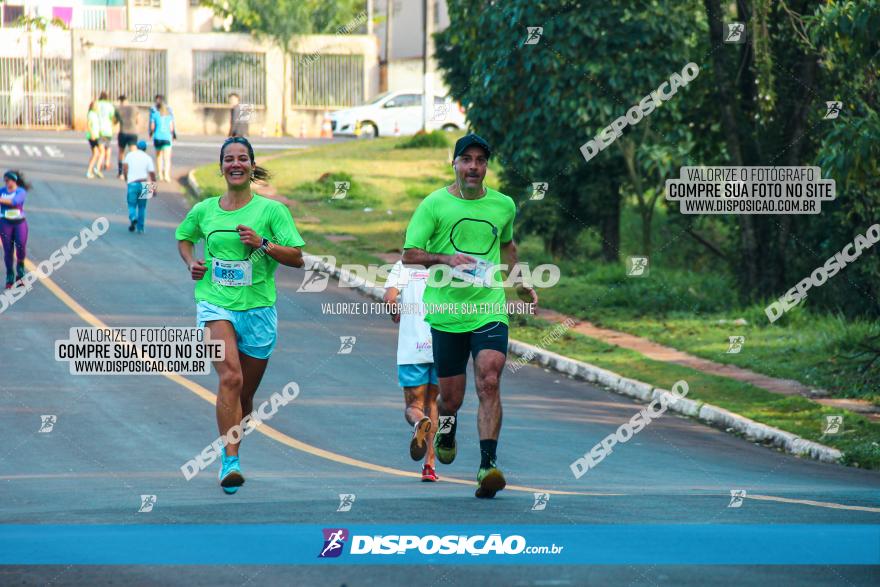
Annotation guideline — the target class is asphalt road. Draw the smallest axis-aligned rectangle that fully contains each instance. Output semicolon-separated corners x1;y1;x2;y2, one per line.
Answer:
0;130;878;586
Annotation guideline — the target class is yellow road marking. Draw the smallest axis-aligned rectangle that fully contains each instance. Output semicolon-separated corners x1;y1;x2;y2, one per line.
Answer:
23;259;880;510
25;258;607;497
747;493;880;513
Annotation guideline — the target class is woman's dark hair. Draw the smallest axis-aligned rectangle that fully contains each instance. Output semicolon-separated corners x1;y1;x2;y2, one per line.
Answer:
219;137;272;183
4;170;31;190
99;91;108;100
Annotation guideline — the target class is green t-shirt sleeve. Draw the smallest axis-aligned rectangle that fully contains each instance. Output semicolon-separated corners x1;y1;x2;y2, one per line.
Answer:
404;198;436;250
175;202;204;243
500;197;516;243
268;203;306;247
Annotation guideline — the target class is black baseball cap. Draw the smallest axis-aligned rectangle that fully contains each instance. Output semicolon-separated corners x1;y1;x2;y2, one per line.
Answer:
453;133;491;160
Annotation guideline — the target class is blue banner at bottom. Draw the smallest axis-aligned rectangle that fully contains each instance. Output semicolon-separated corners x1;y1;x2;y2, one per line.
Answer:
1;525;878;565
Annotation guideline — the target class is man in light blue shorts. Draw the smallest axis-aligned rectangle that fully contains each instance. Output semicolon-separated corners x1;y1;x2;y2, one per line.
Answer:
384;259;439;481
176;137;305;494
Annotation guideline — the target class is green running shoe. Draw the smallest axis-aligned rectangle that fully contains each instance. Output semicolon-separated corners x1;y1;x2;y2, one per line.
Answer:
433;415;457;464
475;463;506;499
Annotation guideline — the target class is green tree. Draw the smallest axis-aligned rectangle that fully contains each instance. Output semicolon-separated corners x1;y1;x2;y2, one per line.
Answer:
436;1;703;261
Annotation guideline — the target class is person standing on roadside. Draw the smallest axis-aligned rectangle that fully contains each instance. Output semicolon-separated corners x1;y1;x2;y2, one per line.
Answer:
402;133;538;499
122;141;157;234
86;101;103;179
149;97;175;182
0;170;31;289
115;95;141;180
384;259;440;482
96;91;116;174
175;136;305;495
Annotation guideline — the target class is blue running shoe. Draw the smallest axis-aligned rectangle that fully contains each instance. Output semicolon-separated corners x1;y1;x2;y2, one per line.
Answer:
219;452;245;495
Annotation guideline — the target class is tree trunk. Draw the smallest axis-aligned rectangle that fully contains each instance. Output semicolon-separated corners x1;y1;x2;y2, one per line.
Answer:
600;180;621;262
281;50;289;136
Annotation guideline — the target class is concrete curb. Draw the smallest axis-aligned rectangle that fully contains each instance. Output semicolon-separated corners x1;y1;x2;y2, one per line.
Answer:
187;169;201;198
299;254;843;465
182;169;845;467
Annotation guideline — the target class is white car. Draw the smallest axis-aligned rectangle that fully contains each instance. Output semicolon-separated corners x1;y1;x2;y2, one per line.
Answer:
330;90;467;138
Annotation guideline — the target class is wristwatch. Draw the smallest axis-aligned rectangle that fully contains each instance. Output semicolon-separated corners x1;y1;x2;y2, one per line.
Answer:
259;237;270;252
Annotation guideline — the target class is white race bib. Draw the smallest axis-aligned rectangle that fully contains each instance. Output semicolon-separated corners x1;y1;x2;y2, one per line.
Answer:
452;258;494;288
3;209;22;220
211;259;252;287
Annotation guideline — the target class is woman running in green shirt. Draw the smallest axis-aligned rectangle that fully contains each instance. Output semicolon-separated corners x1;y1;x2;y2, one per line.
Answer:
175;137;305;494
85;101;103;178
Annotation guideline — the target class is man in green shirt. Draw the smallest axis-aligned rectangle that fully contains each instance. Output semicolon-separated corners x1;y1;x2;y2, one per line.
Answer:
402;133;538;498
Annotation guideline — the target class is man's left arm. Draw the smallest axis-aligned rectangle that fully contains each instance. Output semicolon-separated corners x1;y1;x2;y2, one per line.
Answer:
500;239;538;306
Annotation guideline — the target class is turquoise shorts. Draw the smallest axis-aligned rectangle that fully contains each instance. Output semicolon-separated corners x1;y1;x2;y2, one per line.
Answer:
196;301;277;359
398;363;439;388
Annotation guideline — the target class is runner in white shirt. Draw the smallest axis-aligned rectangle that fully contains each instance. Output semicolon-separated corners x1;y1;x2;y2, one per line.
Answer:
122;141;157;234
384;259;440;481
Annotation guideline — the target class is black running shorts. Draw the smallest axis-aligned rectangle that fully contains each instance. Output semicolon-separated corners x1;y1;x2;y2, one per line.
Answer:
430;321;509;377
118;133;138;148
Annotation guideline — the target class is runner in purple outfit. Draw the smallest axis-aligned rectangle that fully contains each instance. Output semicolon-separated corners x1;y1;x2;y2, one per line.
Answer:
0;170;30;289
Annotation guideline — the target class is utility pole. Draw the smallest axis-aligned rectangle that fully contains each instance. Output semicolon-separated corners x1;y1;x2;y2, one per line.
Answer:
421;0;434;132
383;0;393;92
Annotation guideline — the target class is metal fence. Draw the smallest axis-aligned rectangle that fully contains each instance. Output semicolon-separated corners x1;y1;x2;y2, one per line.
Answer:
291;53;364;108
0;56;72;128
91;48;166;105
192;51;266;106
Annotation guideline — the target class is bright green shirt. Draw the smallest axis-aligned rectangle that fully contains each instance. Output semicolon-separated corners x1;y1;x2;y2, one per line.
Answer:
404;186;516;332
97;100;116;137
87;111;101;140
175;194;306;311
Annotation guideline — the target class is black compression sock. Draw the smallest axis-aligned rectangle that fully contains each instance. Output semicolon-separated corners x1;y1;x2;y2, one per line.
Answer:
479;439;498;469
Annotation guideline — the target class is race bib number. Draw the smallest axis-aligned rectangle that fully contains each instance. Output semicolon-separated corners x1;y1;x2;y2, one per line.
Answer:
3;209;21;220
212;259;252;287
452;257;494;288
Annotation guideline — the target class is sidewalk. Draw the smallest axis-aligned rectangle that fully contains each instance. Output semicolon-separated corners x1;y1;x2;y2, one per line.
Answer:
535;308;880;421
